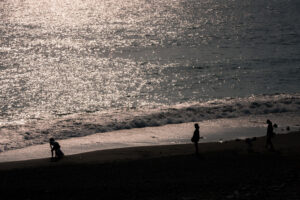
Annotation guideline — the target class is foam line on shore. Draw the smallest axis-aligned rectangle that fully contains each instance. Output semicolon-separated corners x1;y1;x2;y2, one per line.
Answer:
1;93;300;152
1;113;297;163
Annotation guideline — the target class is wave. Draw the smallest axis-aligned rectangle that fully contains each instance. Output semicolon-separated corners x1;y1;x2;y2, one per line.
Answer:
0;93;300;152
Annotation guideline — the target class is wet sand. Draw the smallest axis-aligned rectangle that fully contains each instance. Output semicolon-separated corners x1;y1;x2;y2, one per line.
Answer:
0;132;299;199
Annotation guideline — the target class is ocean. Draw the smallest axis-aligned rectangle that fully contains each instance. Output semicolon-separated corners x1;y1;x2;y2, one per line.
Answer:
1;0;300;156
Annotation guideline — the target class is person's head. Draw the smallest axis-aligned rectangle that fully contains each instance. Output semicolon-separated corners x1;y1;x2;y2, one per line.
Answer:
266;119;272;125
194;123;199;129
49;138;55;144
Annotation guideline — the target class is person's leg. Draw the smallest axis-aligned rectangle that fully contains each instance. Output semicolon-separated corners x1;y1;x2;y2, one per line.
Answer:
266;137;270;149
266;137;275;151
269;140;275;151
194;142;199;154
56;149;64;159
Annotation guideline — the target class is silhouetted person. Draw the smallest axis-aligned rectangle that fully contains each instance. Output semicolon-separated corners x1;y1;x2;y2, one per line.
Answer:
49;138;64;160
265;120;275;151
191;123;200;154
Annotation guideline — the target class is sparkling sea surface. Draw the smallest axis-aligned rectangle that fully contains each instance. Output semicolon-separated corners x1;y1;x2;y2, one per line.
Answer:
1;0;300;122
0;0;300;152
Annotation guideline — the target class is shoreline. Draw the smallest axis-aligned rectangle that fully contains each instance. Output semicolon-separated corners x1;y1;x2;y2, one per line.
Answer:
1;93;300;155
1;113;299;163
1;131;299;170
0;132;299;199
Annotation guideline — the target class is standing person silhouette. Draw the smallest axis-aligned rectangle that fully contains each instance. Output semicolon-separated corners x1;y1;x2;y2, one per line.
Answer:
49;138;64;160
191;123;200;155
265;120;275;151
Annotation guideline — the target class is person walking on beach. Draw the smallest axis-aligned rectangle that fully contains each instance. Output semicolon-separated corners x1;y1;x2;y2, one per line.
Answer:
49;138;64;160
191;123;200;154
265;120;275;151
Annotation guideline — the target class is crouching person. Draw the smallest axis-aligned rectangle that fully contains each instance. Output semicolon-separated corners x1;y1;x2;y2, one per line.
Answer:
49;138;64;161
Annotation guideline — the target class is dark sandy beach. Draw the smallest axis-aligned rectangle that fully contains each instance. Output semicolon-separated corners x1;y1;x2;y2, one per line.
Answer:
0;132;299;200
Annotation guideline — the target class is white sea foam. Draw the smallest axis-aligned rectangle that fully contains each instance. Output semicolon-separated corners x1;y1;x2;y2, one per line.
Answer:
0;112;299;162
0;93;299;153
1;0;300;161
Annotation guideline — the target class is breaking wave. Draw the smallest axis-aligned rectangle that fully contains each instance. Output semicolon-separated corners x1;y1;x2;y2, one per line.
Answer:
0;93;300;152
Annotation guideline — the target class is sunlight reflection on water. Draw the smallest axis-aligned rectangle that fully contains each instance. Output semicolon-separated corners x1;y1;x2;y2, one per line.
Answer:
1;0;300;123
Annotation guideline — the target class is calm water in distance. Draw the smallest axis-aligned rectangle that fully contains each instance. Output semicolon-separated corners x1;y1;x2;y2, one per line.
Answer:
1;0;300;122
